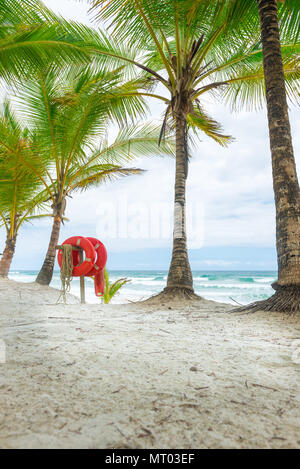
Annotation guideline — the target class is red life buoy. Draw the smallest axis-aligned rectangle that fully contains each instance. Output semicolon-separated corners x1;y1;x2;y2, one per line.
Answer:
85;237;107;297
85;237;107;277
94;269;105;297
57;236;96;277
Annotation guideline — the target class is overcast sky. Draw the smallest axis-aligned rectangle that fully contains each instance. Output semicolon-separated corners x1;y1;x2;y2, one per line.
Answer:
2;0;300;270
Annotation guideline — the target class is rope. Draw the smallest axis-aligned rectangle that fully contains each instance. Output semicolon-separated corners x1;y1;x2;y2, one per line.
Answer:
58;244;73;304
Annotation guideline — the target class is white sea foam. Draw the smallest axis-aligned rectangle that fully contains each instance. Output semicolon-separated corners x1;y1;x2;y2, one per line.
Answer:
254;277;276;283
8;270;276;305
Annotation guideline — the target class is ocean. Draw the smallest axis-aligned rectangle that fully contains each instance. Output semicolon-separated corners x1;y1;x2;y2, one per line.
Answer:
9;270;277;305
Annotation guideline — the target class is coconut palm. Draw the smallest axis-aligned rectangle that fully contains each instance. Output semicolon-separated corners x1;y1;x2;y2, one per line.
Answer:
207;0;300;312
227;0;300;312
256;0;300;312
0;102;51;277
88;0;299;299
14;68;174;285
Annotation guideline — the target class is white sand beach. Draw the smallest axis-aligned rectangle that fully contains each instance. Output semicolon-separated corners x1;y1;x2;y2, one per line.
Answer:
0;278;299;449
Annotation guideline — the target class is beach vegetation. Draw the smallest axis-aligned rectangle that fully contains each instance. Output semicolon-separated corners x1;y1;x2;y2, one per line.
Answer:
102;269;131;304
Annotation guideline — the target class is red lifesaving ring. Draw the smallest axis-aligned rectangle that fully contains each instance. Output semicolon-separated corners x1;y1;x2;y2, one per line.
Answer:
94;269;105;297
85;237;107;277
57;236;96;277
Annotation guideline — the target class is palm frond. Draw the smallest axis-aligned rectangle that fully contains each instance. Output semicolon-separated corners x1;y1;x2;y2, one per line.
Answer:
65;122;175;191
69;166;143;192
0;101;53;236
220;54;300;111
187;104;233;146
0;0;101;82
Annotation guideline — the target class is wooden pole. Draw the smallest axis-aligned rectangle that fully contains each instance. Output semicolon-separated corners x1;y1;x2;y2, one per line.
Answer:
79;249;86;305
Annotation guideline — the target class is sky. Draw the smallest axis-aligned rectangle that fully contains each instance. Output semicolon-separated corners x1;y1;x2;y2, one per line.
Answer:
1;0;300;271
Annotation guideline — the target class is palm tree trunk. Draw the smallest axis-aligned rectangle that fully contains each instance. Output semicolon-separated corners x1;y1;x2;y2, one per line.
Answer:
0;234;17;277
241;0;300;312
165;115;194;295
36;215;62;286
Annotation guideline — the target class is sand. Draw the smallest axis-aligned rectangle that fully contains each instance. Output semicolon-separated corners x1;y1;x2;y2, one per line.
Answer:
0;277;299;449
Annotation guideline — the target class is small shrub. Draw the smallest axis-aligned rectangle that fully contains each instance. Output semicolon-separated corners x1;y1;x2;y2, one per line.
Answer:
102;269;131;304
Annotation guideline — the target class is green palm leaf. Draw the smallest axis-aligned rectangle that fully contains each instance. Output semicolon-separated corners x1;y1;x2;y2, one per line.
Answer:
0;102;52;238
89;0;299;129
0;0;100;81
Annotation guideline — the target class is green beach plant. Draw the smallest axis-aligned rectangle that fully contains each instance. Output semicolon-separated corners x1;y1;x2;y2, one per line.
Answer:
101;269;131;304
13;68;174;286
88;0;300;299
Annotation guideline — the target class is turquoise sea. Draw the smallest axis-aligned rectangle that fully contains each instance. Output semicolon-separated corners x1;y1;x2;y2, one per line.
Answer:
9;270;277;305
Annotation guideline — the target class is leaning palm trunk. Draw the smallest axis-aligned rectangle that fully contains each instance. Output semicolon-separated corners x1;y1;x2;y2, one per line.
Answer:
36;214;62;286
238;0;300;313
0;234;17;277
165;115;194;294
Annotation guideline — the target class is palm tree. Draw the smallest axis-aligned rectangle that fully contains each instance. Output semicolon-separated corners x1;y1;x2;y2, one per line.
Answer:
235;0;300;312
89;0;299;299
14;68;174;285
0;102;51;277
209;0;300;312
